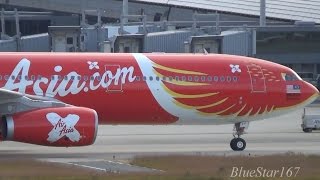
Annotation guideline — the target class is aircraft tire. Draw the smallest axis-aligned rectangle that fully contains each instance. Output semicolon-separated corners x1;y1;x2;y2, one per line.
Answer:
230;138;246;151
230;138;237;149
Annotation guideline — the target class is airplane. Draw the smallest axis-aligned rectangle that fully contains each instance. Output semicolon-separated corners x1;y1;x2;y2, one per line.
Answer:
0;52;318;151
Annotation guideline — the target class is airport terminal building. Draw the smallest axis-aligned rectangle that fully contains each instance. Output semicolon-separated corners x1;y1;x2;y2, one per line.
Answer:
0;0;319;85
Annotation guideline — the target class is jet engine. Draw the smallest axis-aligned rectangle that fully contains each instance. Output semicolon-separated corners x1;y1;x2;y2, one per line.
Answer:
1;107;98;147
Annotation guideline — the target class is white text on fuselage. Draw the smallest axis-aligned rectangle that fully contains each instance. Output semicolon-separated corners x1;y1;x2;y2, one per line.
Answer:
3;58;136;97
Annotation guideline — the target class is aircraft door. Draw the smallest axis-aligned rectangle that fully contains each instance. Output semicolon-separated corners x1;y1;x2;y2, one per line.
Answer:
105;64;123;92
247;64;266;93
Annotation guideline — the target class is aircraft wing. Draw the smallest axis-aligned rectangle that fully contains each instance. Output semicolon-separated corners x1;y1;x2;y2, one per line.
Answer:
0;88;68;115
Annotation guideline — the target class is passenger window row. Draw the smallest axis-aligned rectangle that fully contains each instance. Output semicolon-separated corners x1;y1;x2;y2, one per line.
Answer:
0;75;239;83
135;75;239;83
0;75;93;81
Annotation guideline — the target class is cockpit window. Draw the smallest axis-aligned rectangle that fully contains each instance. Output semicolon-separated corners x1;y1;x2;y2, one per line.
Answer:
282;73;300;81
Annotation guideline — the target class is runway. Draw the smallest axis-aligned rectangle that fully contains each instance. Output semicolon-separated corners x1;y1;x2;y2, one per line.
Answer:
0;107;320;172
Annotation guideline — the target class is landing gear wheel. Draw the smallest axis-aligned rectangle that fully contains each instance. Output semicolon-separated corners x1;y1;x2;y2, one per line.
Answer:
230;122;249;151
230;138;246;151
230;138;237;148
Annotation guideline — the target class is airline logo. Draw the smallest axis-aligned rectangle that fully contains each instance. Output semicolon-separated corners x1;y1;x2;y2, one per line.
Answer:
87;61;99;70
286;85;301;94
230;64;241;73
46;112;81;143
3;58;136;97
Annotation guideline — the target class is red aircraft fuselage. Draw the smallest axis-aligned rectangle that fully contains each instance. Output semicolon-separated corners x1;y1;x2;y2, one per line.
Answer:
0;53;318;125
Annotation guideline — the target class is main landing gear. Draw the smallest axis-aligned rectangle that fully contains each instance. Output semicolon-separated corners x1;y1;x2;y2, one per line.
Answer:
230;122;249;151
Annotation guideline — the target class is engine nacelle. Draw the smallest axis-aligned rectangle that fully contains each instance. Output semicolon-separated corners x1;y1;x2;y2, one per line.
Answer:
1;107;98;147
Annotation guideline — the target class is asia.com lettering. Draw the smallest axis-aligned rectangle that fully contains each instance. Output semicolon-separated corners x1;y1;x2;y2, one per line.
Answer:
230;166;300;178
3;58;136;97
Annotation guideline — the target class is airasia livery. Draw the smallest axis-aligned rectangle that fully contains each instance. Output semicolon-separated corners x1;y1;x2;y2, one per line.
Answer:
0;52;318;151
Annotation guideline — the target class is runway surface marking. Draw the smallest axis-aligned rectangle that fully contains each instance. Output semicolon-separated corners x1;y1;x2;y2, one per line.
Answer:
45;159;163;173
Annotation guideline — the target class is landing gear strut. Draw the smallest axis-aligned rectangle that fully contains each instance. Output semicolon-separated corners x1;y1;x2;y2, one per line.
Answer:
230;122;249;151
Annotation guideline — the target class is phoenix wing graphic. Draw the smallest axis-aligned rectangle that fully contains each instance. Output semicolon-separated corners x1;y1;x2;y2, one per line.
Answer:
133;54;275;123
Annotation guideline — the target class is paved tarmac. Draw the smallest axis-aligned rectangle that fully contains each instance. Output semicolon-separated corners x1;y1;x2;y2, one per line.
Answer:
1;107;320;172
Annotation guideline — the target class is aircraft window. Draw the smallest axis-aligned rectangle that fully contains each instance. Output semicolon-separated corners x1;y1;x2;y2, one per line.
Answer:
31;75;35;81
4;75;9;81
284;74;291;81
38;75;42;80
194;76;199;82
96;76;101;81
168;76;173;81
11;76;15;80
136;76;141;81
283;73;299;81
51;75;55;80
220;76;225;82
90;76;95;80
64;76;68;80
149;76;153;81
214;76;218;82
77;76;81;81
143;76;147;81
233;76;238;82
227;76;232;82
188;76;193;82
156;76;160;81
162;76;166;81
181;76;186;81
83;76;88;81
175;76;179;81
201;76;206;82
207;76;212;82
293;72;302;80
71;76;76;81
24;76;28;80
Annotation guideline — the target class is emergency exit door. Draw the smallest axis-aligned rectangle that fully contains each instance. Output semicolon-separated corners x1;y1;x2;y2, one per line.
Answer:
247;64;266;93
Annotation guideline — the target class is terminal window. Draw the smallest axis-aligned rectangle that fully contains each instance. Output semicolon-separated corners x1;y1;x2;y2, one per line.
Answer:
67;37;74;45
